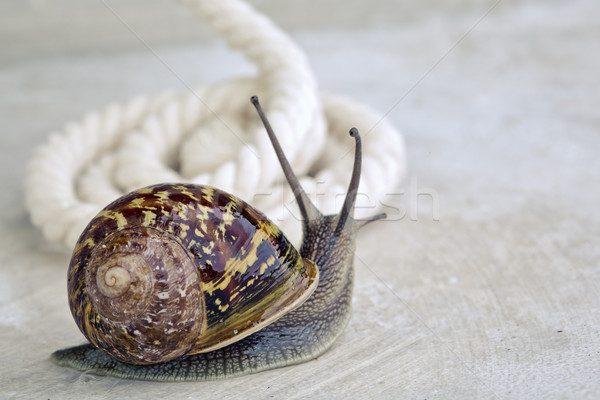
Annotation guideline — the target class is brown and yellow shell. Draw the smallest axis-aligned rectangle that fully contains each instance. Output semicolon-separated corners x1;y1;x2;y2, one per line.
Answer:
68;183;319;365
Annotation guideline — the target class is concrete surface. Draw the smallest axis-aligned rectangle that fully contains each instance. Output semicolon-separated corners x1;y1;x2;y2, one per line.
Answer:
1;0;599;398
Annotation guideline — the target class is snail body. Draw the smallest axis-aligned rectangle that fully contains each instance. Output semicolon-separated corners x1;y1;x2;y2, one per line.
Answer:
51;97;371;381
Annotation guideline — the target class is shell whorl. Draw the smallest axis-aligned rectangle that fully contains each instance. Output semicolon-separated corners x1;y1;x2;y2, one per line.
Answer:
95;262;133;299
79;227;204;364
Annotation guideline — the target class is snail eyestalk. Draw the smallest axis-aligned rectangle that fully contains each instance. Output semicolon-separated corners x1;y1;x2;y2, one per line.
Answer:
251;96;321;226
335;128;362;235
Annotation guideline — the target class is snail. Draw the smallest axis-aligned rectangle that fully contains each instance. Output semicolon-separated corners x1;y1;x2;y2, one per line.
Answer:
51;96;382;381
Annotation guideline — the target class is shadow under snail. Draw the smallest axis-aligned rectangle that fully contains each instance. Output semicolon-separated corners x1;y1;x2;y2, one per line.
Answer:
51;96;384;381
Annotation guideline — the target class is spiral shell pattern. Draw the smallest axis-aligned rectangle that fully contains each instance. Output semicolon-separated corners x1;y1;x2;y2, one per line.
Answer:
83;227;204;364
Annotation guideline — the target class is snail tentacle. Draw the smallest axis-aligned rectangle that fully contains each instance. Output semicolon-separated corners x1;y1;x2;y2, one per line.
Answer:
251;96;322;226
335;127;362;236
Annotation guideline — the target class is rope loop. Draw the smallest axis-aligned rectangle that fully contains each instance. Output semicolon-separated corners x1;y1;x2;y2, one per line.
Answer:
25;0;406;248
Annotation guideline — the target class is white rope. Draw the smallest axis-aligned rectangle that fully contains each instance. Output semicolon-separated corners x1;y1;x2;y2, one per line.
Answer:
25;0;406;248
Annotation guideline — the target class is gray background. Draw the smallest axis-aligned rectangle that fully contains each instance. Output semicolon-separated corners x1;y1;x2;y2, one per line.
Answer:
1;0;599;398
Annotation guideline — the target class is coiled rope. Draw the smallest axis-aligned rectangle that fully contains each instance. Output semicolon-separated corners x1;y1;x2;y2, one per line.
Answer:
25;0;406;248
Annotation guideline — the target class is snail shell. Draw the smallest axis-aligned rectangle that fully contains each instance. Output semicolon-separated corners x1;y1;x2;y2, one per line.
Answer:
69;184;318;365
